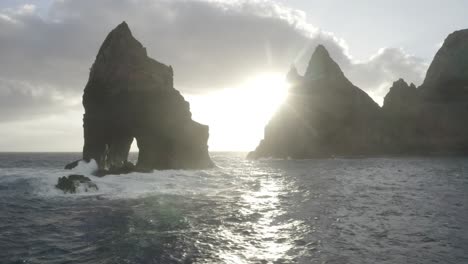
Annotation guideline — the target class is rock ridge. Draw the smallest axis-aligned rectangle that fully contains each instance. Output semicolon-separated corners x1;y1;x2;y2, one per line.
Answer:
249;28;468;159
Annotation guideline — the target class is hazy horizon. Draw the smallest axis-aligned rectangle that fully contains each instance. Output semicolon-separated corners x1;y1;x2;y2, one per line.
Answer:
0;0;467;152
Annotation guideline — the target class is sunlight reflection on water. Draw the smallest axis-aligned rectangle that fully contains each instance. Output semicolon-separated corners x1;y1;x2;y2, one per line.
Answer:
3;154;468;263
217;171;298;263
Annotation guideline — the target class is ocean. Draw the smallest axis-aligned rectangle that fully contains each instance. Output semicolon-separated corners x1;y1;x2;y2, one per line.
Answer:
0;152;467;264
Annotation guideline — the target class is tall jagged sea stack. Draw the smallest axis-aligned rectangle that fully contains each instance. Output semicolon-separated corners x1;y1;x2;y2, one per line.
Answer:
249;29;468;159
68;22;213;173
249;45;382;159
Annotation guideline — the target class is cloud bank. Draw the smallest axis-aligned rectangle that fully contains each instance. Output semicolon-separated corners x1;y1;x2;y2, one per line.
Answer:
0;0;430;150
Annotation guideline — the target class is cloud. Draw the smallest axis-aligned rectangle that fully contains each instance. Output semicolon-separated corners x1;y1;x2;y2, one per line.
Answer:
0;78;80;122
0;0;429;125
0;108;83;151
344;47;428;104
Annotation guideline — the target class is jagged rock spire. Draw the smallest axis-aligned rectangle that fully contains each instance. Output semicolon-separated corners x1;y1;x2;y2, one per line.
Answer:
287;64;302;84
393;78;410;88
304;44;344;80
95;21;146;63
383;78;418;110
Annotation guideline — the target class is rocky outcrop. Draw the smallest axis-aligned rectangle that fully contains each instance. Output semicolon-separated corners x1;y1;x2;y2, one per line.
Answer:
248;45;382;159
380;79;422;153
67;22;213;173
381;29;468;154
383;79;418;113
420;29;468;101
56;175;98;194
249;28;468;159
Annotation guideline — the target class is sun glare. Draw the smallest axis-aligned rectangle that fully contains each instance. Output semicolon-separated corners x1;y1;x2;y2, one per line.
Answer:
187;72;289;151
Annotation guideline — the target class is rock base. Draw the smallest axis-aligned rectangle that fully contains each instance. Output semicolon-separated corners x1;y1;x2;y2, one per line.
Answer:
56;174;98;194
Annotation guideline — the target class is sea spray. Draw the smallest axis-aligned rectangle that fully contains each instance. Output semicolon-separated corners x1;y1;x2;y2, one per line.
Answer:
71;159;99;176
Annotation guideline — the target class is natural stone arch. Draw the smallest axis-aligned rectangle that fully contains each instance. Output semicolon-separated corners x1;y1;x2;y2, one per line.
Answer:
78;22;213;174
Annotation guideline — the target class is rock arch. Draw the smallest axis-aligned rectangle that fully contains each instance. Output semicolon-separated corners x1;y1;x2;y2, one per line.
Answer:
77;22;213;173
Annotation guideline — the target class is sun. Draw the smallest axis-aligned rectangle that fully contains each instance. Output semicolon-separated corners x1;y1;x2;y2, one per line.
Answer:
244;73;289;111
187;72;290;152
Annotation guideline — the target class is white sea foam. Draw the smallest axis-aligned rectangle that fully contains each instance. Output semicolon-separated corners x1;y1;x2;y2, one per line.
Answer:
0;159;230;199
71;159;99;175
89;169;219;199
18;164;227;199
0;154;249;200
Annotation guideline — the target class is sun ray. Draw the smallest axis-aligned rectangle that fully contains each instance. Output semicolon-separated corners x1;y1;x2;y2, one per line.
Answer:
187;72;290;151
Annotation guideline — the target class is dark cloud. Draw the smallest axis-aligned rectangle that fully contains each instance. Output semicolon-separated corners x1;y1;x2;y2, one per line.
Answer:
0;0;428;123
0;78;79;122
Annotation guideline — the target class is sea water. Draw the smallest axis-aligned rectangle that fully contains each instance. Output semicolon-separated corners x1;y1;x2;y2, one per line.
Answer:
0;152;467;263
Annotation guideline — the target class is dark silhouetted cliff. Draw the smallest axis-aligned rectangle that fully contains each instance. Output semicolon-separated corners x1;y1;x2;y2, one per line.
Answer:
249;45;382;159
382;29;468;154
69;22;213;173
249;29;468;159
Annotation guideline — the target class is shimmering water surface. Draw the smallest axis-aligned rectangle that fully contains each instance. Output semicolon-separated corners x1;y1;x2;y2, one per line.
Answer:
1;152;467;263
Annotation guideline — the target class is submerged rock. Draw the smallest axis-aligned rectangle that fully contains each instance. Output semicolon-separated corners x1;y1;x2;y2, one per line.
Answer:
68;21;213;172
64;159;81;170
56;175;98;194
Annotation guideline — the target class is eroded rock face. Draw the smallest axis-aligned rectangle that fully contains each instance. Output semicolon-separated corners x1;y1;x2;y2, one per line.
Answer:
250;29;468;159
249;45;382;159
380;79;422;153
381;29;468;154
383;79;418;112
74;22;213;172
420;28;468;101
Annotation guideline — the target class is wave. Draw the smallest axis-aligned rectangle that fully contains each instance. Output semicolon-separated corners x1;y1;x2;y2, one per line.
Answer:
0;160;229;200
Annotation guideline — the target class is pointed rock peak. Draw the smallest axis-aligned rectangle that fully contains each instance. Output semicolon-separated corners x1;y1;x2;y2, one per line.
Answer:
289;64;298;73
113;21;131;35
305;44;344;80
383;78;418;109
96;21;145;61
106;21;136;42
287;64;302;83
393;78;409;88
315;44;330;57
391;78;417;91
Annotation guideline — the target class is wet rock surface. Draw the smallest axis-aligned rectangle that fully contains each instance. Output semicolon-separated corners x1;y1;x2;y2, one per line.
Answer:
64;159;84;170
55;174;98;194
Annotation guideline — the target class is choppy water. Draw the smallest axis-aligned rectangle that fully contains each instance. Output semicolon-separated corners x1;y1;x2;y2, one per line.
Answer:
0;152;468;264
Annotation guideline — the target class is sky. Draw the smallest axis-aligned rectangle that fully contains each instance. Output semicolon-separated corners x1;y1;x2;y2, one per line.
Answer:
0;0;467;152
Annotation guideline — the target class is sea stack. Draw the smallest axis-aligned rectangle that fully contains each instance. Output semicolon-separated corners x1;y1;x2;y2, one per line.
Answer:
382;28;468;154
68;22;213;173
249;28;468;159
248;45;381;159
